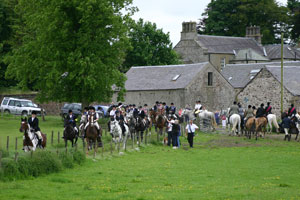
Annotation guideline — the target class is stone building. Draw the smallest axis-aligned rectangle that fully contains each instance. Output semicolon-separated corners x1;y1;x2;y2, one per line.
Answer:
264;44;300;62
221;61;300;116
174;22;268;71
114;62;235;111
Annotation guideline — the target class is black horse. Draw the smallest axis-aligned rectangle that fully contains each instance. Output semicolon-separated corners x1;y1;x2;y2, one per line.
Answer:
63;120;79;147
135;116;146;144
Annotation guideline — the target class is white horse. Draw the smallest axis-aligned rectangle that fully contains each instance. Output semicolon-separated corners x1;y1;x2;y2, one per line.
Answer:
295;113;300;133
267;114;279;133
181;108;195;122
197;109;217;131
227;114;241;136
110;120;129;150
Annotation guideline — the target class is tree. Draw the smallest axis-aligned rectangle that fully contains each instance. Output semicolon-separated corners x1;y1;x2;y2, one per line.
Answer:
0;0;16;88
288;0;300;43
121;18;180;72
5;0;136;105
199;0;289;44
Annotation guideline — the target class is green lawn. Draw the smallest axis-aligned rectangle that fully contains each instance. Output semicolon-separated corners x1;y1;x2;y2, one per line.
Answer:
1;115;300;200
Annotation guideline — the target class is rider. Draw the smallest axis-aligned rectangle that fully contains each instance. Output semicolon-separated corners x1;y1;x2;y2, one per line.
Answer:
28;111;43;148
142;104;149;117
256;103;266;118
116;110;126;135
228;101;239;123
84;106;101;137
238;103;245;128
133;104;139;119
153;101;159;112
64;109;78;136
288;104;297;117
162;102;169;115
169;103;176;115
244;105;254;124
265;102;272;115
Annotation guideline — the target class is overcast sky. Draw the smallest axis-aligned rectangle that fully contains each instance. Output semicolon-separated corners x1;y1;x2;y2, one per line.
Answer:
132;0;287;46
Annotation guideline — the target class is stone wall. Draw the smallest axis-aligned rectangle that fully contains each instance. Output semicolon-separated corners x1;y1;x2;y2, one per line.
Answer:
185;63;235;111
174;40;208;64
209;54;234;72
237;68;299;117
0;94;64;115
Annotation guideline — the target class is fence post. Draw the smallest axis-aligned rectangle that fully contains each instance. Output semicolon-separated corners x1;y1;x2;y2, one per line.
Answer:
14;137;18;161
132;132;134;149
51;131;54;145
58;132;60;144
6;136;9;153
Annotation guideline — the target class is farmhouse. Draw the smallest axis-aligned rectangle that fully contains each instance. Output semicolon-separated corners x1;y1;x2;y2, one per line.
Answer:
114;62;235;110
174;22;300;72
221;61;300;116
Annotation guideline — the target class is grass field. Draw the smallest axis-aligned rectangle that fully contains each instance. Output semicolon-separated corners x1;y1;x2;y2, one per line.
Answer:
1;115;300;200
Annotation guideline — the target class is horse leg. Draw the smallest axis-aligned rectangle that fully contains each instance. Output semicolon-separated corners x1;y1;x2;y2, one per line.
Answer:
65;139;68;148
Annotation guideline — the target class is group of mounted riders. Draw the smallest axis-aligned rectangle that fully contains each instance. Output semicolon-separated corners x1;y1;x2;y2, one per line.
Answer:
227;100;298;138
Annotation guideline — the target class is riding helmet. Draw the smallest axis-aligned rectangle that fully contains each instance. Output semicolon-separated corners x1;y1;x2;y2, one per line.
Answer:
32;111;37;115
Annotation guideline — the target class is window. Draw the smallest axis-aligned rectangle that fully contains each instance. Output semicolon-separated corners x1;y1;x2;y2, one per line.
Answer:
8;100;15;106
220;58;226;71
15;101;21;107
2;99;8;105
208;72;213;86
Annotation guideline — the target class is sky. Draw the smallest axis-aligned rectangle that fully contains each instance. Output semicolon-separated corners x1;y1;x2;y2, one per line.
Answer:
132;0;288;46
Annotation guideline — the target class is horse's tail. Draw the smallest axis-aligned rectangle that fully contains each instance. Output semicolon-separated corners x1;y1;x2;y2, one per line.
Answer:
272;116;279;129
250;119;256;132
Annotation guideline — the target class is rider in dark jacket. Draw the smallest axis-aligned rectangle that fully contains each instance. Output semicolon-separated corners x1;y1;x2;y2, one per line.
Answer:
64;110;78;133
28;111;43;148
288;104;297;117
265;102;272;115
256;104;266;118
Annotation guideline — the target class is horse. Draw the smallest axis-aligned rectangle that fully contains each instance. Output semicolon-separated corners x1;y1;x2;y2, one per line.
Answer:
197;109;217;131
244;117;257;139
156;113;167;135
135;116;147;144
227;114;241;136
267;114;279;133
255;117;268;138
110;119;123;147
63;121;78;147
181;109;195;122
79;114;87;138
85;115;99;155
127;116;136;139
20;118;46;152
286;115;299;141
149;110;158;131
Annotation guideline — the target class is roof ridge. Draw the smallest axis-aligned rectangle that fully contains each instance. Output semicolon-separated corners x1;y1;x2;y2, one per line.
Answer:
131;62;209;69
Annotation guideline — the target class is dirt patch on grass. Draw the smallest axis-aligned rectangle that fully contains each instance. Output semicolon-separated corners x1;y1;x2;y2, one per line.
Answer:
202;137;262;148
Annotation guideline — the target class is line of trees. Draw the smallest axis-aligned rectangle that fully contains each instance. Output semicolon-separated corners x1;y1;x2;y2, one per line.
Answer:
198;0;300;45
0;0;180;107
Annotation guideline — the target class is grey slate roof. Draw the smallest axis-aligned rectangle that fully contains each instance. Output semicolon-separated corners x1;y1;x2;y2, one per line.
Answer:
232;48;269;61
266;65;300;96
264;44;300;60
197;35;264;55
221;61;300;89
125;62;209;91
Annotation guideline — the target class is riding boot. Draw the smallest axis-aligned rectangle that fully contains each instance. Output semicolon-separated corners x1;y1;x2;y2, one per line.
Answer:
38;139;42;148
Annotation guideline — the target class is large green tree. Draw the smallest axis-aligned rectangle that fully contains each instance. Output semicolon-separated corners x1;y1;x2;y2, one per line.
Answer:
199;0;289;44
0;0;16;88
121;19;180;72
288;0;300;43
5;0;136;105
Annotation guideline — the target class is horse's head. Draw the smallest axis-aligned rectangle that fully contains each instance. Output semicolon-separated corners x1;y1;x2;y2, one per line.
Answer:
88;115;95;126
20;118;29;133
80;115;87;123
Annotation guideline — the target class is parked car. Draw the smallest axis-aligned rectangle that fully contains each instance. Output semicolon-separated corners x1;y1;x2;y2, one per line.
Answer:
0;97;44;116
60;103;82;118
93;105;109;118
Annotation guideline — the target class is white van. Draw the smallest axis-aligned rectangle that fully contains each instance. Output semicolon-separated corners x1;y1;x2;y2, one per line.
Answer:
0;97;43;116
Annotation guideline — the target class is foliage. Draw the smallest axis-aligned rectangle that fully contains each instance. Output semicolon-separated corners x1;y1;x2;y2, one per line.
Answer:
199;0;289;44
4;0;137;104
121;18;180;72
0;0;17;88
288;0;300;43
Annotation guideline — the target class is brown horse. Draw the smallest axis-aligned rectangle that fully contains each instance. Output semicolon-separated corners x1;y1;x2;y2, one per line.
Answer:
245;117;256;139
255;117;268;139
20;118;46;151
85;115;101;156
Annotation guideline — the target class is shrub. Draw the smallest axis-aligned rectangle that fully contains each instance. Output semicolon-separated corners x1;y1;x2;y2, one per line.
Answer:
1;158;20;181
0;149;9;158
30;151;63;177
59;152;74;169
72;150;86;165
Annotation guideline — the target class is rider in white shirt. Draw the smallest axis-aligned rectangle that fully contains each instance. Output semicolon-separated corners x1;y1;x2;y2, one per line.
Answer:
84;106;100;136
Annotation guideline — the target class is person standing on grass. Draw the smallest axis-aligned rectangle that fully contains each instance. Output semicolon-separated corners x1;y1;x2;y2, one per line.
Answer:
167;116;175;146
171;119;180;149
185;119;199;148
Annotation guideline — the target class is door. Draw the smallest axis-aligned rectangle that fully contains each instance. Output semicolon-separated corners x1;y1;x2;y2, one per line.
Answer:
8;100;16;114
14;101;22;115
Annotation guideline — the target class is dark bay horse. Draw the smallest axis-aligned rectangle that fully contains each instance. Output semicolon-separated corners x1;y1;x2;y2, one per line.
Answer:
85;115;101;156
63;122;78;147
20;118;46;151
135;116;147;144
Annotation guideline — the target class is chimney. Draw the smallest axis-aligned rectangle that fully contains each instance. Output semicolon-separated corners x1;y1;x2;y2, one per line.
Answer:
246;26;262;44
181;21;197;40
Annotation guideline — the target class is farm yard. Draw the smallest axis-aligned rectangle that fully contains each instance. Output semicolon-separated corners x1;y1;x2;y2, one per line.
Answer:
1;115;300;199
